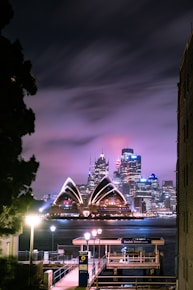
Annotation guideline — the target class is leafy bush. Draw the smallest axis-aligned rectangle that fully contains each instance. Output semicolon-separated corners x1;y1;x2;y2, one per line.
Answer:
0;257;44;290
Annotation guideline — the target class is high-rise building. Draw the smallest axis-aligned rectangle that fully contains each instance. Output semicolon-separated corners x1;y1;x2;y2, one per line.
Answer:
87;152;109;192
94;153;109;182
135;178;152;213
134;174;160;213
112;158;122;190
119;148;141;196
161;180;176;212
177;30;193;289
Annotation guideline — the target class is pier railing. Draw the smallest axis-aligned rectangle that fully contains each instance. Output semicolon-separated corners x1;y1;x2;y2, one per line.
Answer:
107;254;157;263
88;256;107;286
92;275;176;289
52;264;76;285
106;251;161;270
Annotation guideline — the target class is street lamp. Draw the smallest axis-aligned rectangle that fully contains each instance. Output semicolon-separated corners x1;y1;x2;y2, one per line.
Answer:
91;229;97;274
97;228;102;265
25;214;41;265
84;232;91;252
50;225;56;252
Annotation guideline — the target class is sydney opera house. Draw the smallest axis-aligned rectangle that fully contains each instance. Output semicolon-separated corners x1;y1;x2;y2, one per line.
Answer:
48;176;131;218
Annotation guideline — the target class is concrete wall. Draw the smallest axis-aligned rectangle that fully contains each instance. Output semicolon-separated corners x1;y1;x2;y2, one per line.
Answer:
0;234;19;257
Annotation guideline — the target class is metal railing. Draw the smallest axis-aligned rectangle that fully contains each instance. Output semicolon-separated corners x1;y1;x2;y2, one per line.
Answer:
18;250;44;261
88;256;107;286
18;250;78;263
91;275;176;289
107;250;159;264
53;264;76;285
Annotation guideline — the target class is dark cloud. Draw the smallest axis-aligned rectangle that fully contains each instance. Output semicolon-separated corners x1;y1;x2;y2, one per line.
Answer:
4;0;192;197
46;135;96;148
7;1;193;89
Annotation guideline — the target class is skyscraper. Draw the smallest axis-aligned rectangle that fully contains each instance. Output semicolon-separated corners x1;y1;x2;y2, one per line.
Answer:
134;173;160;213
94;152;109;183
87;152;109;192
119;148;141;197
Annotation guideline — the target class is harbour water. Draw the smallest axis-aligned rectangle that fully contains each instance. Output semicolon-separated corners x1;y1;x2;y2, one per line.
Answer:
19;216;177;276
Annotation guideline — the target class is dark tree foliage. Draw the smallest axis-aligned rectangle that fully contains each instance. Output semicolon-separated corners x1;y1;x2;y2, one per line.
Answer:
0;257;43;290
0;0;39;234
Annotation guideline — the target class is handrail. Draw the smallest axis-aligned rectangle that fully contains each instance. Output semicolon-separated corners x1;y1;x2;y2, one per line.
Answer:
88;256;107;286
107;251;158;263
91;275;176;289
107;256;156;263
53;264;75;285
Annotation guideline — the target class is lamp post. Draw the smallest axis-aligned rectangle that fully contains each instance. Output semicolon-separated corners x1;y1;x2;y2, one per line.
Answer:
84;232;91;252
91;229;97;274
25;214;41;265
50;225;56;252
97;228;102;265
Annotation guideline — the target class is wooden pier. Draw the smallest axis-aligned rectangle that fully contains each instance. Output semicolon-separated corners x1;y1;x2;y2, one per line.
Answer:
73;236;164;271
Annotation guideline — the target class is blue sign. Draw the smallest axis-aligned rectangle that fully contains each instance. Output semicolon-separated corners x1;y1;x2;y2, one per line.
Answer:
79;251;88;287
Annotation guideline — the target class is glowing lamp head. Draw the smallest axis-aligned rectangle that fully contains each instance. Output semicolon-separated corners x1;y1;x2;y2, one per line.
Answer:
97;228;102;235
50;225;56;232
92;229;97;237
25;215;41;227
84;232;91;241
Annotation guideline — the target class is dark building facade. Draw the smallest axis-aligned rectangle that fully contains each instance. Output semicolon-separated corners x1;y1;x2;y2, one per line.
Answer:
177;30;193;289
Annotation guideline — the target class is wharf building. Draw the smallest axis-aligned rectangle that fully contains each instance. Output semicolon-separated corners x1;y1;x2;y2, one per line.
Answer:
177;30;193;289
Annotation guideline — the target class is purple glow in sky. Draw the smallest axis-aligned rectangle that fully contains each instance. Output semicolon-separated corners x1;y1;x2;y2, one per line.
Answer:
4;1;193;198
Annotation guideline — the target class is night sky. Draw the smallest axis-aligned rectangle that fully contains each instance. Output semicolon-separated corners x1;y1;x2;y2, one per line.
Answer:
4;1;193;198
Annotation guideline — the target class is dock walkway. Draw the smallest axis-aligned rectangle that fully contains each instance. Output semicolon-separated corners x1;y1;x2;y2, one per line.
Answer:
51;260;102;290
50;262;176;290
51;266;79;290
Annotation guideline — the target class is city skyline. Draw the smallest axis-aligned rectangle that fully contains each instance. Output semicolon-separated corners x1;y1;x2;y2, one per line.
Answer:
46;147;172;198
4;1;193;198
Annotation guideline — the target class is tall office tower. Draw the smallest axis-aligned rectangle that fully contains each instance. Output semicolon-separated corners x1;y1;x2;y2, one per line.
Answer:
113;170;121;187
87;158;95;193
177;30;193;289
147;173;159;189
112;158;122;189
134;174;160;213
94;152;109;184
147;173;160;200
120;148;141;196
87;153;109;191
135;178;152;212
162;180;176;213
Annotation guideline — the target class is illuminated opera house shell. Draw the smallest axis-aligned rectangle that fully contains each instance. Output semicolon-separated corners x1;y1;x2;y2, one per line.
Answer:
49;176;131;217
